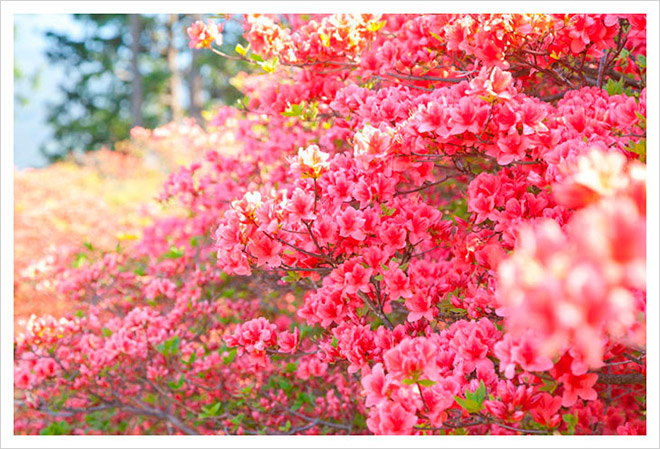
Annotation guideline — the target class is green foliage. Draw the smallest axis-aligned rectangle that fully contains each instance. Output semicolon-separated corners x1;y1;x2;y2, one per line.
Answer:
40;421;72;435
281;102;305;118
282;270;301;283
155;335;180;357
182;351;197;366
562;413;578;434
605;77;625;96
455;380;486;414
284;362;298;373
292;391;315;409
626;138;646;163
380;203;396;217
73;252;88;268
164;245;185;259
41;14;250;161
221;346;237;365
168;374;185;390
637;54;646;70
234;43;249;56
199;402;223;419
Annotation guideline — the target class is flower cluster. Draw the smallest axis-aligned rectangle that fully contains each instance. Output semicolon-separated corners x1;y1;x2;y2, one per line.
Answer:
14;13;646;436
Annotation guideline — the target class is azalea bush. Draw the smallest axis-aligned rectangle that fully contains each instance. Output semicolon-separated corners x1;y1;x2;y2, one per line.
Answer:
13;120;214;331
14;13;647;436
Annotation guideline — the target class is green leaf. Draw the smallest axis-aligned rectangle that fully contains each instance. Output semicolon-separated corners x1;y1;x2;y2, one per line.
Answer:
200;401;223;418
417;379;437;387
260;57;278;73
462;398;483;413
164;245;185;259
282;102;305;117
235;43;249;56
455;382;486;414
40;421;71;435
285;362;298;373
367;20;387;32
277;376;293;393
231;413;246;431
278;420;292;432
637;54;646;69
562;413;577;434
539;378;557;393
182;352;197;366
380;203;396;216
168;374;185;390
101;327;113;338
429;31;442;42
282;271;301;283
249;53;264;62
302;101;319;121
190;236;200;248
352;412;367;429
475;380;486;403
73;252;88;268
156;335;181;357
297;391;315;406
222;347;237;365
627;138;646;163
605;77;624;96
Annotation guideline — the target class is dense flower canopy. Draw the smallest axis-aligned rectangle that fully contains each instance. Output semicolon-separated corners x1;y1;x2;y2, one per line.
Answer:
15;13;647;437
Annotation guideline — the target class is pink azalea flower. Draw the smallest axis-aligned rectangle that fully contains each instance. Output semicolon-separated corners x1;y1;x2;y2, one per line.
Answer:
337;207;366;241
187;20;223;49
559;372;598;407
367;400;417;435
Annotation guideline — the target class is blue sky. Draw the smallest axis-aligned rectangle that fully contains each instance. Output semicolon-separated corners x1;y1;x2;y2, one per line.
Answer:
14;14;82;169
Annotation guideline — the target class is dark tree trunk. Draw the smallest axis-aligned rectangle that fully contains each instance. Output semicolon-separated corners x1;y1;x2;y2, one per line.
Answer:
129;14;143;127
167;14;182;122
189;49;203;124
187;14;203;124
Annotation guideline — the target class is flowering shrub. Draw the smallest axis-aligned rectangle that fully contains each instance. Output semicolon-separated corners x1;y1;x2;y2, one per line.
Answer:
13;121;213;331
15;14;646;436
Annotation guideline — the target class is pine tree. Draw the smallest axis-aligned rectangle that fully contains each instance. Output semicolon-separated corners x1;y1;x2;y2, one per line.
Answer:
41;14;249;161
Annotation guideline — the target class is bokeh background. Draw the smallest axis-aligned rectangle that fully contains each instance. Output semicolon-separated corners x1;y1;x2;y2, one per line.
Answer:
14;14;247;168
13;14;248;328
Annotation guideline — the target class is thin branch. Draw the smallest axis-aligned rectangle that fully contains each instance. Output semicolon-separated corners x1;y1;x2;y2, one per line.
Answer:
385;71;466;83
597;50;608;88
357;291;394;330
277;405;351;430
493;421;547;435
596;372;645;385
395;175;451;196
